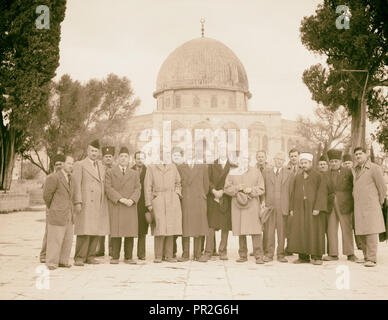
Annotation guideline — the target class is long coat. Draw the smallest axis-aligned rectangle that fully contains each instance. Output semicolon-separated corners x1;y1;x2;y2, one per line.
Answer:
325;167;354;215
288;169;328;256
131;164;148;236
43;171;74;226
353;160;386;235
207;160;232;231
262;167;292;216
224;166;265;236
105;166;141;237
144;164;182;236
177;164;210;237
72;158;109;236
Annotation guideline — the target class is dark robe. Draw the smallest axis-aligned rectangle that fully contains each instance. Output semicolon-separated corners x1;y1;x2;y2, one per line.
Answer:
207;159;232;231
288;169;328;256
131;164;148;236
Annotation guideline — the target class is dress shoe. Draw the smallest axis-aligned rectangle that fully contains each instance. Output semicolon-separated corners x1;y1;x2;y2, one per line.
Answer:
138;257;146;261
277;256;288;263
347;255;363;263
219;255;228;261
95;252;105;257
364;260;376;267
153;258;162;263
198;255;210;262
177;257;189;262
212;252;219;257
58;263;72;268
293;259;310;264
323;255;338;261
124;259;137;265
86;258;100;264
166;258;178;263
47;265;57;270
236;257;248;263
263;256;273;263
256;257;264;264
40;258;46;263
311;259;323;265
249;252;254;256
110;259;119;264
74;260;84;266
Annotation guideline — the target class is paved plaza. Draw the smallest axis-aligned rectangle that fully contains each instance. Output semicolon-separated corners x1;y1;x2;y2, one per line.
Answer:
1;209;388;300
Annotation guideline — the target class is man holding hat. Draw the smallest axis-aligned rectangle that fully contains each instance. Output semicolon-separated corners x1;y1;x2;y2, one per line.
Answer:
323;149;360;262
105;147;141;264
224;153;265;264
288;152;328;265
318;155;329;173
72;139;110;266
95;145;116;257
262;152;292;263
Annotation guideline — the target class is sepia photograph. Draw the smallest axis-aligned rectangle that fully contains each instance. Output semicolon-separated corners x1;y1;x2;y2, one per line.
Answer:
0;0;387;309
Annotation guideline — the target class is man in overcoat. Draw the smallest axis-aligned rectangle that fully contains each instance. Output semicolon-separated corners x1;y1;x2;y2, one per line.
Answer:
43;155;74;270
132;151;148;260
144;151;183;263
199;149;232;262
177;154;210;262
353;147;387;267
105;147;141;264
224;157;265;264
72;139;110;266
323;149;361;262
262;152;292;263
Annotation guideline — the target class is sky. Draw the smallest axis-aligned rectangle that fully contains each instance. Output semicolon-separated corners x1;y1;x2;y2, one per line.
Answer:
55;0;327;121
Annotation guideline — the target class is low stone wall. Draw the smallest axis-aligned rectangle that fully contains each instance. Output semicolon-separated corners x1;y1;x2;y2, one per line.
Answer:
28;188;44;206
0;192;30;213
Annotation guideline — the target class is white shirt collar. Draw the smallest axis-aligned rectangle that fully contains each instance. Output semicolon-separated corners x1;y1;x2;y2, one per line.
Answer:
274;167;282;174
119;165;127;172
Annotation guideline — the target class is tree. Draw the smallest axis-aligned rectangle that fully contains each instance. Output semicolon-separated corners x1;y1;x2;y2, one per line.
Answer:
300;0;388;152
0;0;66;190
21;73;140;173
297;105;351;155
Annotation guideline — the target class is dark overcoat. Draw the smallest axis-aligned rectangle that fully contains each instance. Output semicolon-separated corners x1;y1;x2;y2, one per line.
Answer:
131;164;148;236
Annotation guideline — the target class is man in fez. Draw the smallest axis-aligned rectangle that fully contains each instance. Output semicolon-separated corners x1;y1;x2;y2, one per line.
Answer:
342;154;353;169
318;155;329;173
323;149;361;262
105;147;141;264
288;152;328;265
40;154;65;263
131;151;149;260
95;145;115;257
72;139;110;266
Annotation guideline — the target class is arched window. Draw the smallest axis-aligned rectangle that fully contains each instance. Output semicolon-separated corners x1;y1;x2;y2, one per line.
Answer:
262;135;268;152
211;95;217;108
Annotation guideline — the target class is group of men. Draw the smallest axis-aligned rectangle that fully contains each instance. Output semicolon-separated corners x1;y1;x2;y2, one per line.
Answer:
40;139;387;270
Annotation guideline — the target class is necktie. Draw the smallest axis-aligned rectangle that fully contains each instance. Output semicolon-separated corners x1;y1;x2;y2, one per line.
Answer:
276;169;279;176
67;174;71;188
93;161;97;168
122;167;125;175
260;166;264;172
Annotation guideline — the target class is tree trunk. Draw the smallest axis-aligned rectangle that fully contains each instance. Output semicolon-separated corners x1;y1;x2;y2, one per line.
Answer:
0;126;17;191
350;99;365;153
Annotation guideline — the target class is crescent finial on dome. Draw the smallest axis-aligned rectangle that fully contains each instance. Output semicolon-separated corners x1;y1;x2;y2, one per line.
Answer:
200;18;205;38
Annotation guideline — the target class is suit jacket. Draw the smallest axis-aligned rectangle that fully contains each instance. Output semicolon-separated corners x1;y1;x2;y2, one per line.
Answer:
131;164;148;235
262;167;292;216
325;167;354;215
43;170;73;226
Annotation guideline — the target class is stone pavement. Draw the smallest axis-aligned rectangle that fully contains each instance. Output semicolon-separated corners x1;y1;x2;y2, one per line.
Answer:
1;210;388;300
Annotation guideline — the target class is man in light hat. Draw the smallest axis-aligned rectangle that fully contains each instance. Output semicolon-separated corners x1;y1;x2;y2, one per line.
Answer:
262;152;292;263
96;145;116;257
318;155;329;173
224;152;265;264
323;149;361;262
72;139;110;266
288;152;328;265
105;147;141;264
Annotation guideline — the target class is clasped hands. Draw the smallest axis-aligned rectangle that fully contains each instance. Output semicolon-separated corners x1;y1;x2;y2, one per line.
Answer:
289;210;319;216
119;198;134;207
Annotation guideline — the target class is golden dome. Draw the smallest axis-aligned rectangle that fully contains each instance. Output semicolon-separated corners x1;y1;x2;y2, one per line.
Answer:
154;37;251;98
